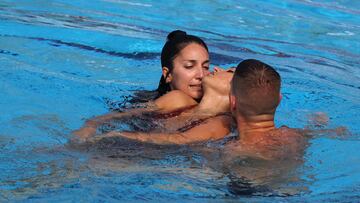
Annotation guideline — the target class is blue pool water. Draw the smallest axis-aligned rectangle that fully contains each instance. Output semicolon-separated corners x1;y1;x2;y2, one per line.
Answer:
1;0;360;201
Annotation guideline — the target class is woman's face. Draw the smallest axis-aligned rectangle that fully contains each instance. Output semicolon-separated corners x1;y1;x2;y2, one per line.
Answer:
166;43;210;100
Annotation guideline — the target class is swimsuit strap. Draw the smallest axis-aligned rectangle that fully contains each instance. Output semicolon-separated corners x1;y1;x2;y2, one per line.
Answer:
177;112;232;132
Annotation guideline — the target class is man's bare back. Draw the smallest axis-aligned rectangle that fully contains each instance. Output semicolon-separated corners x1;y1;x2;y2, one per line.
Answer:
224;127;306;160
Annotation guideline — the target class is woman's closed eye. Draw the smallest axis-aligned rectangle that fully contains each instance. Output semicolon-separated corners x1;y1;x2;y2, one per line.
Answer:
184;62;195;69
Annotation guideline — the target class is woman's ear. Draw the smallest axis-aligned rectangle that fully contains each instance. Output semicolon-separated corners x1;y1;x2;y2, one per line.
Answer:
229;94;237;113
162;67;172;83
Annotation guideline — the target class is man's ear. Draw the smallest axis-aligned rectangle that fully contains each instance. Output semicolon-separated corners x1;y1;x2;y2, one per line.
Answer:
162;67;172;83
278;93;282;105
229;93;236;112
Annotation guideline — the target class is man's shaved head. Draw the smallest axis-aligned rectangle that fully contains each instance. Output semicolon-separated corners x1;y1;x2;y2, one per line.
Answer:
231;59;281;116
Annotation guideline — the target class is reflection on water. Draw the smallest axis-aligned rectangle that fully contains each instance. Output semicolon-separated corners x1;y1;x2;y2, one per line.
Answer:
68;134;309;197
0;124;355;201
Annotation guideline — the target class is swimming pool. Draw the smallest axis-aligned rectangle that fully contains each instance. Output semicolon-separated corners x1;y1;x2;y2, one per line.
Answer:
1;0;360;201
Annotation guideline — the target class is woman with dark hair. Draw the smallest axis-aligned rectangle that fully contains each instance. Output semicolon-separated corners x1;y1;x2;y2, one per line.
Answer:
77;68;235;144
150;30;216;111
74;30;216;139
156;30;210;99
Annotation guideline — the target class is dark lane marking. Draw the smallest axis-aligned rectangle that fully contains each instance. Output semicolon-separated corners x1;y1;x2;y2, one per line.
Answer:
0;49;19;56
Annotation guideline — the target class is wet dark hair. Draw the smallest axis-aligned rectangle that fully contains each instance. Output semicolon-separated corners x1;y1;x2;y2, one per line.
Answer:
156;30;209;97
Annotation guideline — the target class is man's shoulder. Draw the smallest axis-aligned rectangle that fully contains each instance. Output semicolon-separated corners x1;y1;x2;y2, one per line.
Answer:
269;126;305;145
277;126;302;136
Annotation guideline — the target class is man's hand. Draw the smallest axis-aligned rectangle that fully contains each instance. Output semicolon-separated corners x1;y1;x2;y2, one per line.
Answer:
307;112;329;128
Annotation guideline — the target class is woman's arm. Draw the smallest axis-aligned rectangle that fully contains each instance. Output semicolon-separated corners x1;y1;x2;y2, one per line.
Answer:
95;115;232;145
72;108;150;141
73;90;198;141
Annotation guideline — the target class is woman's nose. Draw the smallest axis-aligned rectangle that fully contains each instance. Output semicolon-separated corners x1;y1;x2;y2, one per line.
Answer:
195;66;205;79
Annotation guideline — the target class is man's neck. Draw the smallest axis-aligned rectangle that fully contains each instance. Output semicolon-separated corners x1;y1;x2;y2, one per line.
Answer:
236;114;276;144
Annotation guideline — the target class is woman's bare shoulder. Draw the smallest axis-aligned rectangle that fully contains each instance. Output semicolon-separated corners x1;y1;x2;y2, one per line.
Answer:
154;90;198;112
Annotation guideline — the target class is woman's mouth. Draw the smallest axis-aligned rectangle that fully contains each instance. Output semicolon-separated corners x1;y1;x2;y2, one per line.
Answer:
189;84;202;91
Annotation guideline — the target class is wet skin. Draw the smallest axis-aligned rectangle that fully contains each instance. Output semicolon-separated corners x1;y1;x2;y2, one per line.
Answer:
164;43;210;101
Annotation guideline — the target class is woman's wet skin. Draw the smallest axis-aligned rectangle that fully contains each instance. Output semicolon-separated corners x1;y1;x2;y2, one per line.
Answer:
167;43;210;100
159;69;234;131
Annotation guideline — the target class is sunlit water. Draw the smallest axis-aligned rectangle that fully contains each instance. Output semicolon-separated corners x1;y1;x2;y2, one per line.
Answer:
1;0;360;201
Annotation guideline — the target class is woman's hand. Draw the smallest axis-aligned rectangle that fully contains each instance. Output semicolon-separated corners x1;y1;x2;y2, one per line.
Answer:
72;126;97;141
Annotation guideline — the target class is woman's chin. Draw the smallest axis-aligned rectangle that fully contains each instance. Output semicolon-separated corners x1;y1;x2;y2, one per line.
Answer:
189;90;203;101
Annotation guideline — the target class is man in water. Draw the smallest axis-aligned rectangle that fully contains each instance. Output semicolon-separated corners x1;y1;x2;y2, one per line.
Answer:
226;59;305;160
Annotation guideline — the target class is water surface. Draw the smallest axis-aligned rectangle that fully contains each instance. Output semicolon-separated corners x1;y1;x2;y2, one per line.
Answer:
1;0;360;201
